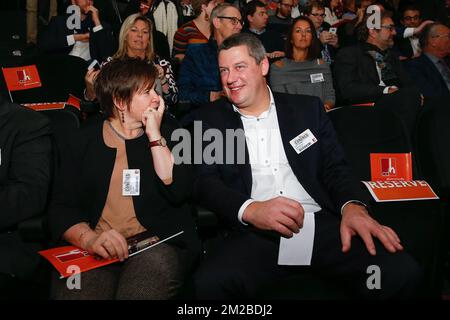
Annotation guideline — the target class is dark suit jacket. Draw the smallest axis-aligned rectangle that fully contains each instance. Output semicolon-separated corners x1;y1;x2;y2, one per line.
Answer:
48;114;200;254
333;43;416;104
39;14;115;63
192;92;368;229
395;37;414;59
403;54;450;98
0;96;52;278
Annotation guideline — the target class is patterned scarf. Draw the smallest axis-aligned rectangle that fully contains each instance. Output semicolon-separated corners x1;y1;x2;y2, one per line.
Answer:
365;43;399;87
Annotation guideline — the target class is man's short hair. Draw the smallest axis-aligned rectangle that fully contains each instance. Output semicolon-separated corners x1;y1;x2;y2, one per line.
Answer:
305;0;325;15
210;3;236;32
242;0;266;27
356;10;393;42
400;4;421;18
218;32;267;64
94;59;157;118
419;22;446;49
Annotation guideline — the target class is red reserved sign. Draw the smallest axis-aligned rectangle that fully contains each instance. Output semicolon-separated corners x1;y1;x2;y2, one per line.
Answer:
362;180;439;202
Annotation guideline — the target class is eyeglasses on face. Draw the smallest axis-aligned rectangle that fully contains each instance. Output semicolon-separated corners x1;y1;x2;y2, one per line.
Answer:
310;13;326;18
403;15;420;21
432;33;450;39
380;24;396;32
281;3;294;8
217;16;243;25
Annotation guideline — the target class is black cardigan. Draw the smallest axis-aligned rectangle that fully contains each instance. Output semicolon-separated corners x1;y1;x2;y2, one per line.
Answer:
48;114;200;253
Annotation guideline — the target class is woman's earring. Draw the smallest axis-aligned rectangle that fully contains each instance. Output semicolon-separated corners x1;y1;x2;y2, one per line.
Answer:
204;12;209;21
121;111;125;123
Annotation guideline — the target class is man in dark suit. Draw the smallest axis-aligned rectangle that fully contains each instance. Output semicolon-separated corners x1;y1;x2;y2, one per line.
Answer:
192;33;421;299
0;95;52;297
333;10;422;136
394;5;434;60
39;0;114;62
404;22;450;99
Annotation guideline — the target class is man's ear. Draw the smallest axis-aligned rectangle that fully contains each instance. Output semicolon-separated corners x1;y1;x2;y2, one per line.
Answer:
260;56;270;77
212;17;221;30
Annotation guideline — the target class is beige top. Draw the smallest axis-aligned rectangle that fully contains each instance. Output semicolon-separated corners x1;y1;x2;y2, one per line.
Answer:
94;121;147;238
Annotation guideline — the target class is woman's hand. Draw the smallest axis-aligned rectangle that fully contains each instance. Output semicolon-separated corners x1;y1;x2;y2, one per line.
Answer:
84;68;100;101
142;94;165;140
84;229;129;261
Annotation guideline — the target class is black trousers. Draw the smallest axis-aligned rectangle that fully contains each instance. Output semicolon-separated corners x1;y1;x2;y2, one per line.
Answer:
193;210;422;299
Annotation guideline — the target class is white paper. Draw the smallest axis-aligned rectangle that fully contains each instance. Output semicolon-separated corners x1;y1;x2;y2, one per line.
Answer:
277;212;315;266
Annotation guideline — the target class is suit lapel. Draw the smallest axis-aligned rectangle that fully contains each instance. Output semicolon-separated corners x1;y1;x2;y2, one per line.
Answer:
274;94;311;188
223;101;253;195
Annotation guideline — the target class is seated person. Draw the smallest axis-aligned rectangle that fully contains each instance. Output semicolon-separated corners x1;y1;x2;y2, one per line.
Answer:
305;1;339;64
177;3;242;108
39;0;114;62
324;0;344;26
394;5;434;60
242;0;286;60
333;11;422;135
84;14;178;108
48;59;200;299
268;0;294;35
404;23;450;98
0;95;52;296
124;0;179;54
173;0;218;62
192;33;421;299
270;16;336;111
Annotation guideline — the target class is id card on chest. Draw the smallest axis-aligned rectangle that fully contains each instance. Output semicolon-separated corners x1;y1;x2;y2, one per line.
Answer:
122;169;140;196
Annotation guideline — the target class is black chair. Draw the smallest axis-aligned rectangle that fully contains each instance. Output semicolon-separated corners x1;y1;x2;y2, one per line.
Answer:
10;106;81;299
328;106;446;298
415;98;450;294
10;54;87;104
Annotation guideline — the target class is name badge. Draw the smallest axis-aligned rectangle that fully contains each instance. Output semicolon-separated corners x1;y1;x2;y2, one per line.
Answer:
310;73;324;83
123;169;140;196
289;129;318;154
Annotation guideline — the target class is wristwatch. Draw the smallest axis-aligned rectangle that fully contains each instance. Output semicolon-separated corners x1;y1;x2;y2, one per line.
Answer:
149;136;167;147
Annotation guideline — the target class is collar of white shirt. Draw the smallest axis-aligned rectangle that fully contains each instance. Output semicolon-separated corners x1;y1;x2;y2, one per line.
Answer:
231;86;275;120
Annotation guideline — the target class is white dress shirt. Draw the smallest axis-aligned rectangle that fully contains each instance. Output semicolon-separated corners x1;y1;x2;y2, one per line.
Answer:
233;88;322;223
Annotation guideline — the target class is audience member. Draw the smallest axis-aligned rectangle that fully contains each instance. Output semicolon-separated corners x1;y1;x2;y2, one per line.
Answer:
177;3;242;108
191;32;421;299
395;5;434;60
48;59;200;299
270;16;335;110
0;95;52;293
173;0;218;62
333;10;422;135
404;22;450;98
39;0;114;62
242;0;286;60
268;0;294;35
84;14;178;108
324;0;344;26
305;1;339;63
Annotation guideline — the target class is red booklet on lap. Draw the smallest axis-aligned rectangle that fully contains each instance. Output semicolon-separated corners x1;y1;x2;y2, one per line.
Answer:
39;230;183;278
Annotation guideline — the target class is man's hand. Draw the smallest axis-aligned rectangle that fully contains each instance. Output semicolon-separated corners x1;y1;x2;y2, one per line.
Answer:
87;5;101;26
210;91;223;102
387;86;399;94
74;33;90;42
414;20;434;35
266;51;285;59
328;33;339;47
242;196;304;238
84;68;100;101
340;203;403;255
